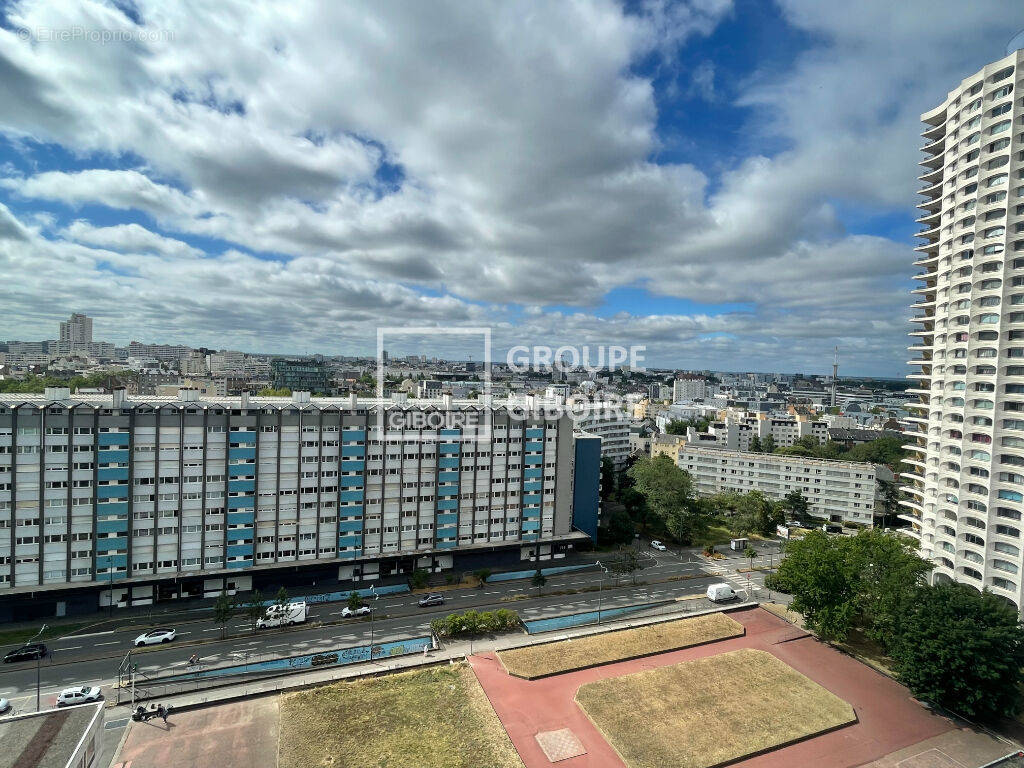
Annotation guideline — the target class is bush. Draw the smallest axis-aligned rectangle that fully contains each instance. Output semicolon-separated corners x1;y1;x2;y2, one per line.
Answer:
430;608;522;638
409;569;429;590
764;572;790;594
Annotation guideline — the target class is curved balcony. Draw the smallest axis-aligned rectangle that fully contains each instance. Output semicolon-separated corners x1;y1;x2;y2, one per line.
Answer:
910;299;936;311
909;315;933;325
913;253;940;268
916;225;941;241
898;497;924;514
918;179;944;198
902;457;927;470
922;120;945;139
921;135;946;156
908;328;934;337
900;471;926;485
914;241;940;254
918;168;943;187
903;443;928;456
917;194;943;210
897;524;923;540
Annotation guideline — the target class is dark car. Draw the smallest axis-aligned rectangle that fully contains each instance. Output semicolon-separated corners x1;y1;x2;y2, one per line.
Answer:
417;593;445;608
3;643;47;663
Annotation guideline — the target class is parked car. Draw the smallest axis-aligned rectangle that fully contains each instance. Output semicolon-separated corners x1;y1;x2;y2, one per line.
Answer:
3;644;47;663
0;698;10;714
822;523;843;534
341;605;371;618
418;593;445;607
706;583;738;603
134;628;177;647
256;601;309;629
650;540;667;551
56;686;102;707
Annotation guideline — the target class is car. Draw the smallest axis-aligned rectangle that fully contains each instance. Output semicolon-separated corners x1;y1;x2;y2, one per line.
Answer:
706;583;738;603
418;593;445;607
134;628;177;647
822;523;843;534
341;605;371;618
3;644;47;663
650;540;667;551
56;686;102;707
0;698;10;714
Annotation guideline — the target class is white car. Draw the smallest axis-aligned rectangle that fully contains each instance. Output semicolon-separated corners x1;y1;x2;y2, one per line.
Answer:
650;540;667;551
0;698;10;714
134;628;177;647
341;605;371;618
56;686;102;707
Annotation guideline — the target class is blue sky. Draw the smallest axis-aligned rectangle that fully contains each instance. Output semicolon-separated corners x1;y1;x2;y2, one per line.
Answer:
0;0;1022;375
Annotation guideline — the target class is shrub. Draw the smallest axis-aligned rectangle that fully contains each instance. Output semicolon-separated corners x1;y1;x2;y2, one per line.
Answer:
431;608;522;638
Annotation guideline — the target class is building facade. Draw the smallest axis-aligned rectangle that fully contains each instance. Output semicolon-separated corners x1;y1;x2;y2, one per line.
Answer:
59;313;93;349
902;49;1024;610
270;358;330;393
672;374;707;402
0;389;589;619
654;438;886;527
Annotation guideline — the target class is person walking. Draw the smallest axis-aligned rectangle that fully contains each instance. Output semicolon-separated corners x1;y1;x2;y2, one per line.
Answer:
157;704;167;724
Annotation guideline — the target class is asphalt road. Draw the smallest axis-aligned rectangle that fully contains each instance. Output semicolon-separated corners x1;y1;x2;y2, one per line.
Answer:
0;544;781;712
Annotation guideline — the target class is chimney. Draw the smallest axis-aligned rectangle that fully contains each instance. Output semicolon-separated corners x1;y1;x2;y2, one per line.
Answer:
112;388;126;408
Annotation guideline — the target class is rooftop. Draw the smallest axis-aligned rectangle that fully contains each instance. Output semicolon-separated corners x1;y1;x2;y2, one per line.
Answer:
0;702;102;768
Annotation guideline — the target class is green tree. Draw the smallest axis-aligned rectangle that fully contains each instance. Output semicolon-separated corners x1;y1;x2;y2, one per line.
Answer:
782;489;811;524
743;546;757;570
618;487;651;531
244;590;265;633
410;569;429;589
749;435;762;453
774;531;858;640
472;568;492;587
845;437;907;470
730;491;782;537
273;586;290;614
212;591;235;639
347;591;364;612
665;419;689;435
628;454;708;545
600;508;636;545
257;387;291;396
889;583;1024;721
876;479;901;528
608;548;642;585
531;570;547;595
761;435;776;453
600;456;616;500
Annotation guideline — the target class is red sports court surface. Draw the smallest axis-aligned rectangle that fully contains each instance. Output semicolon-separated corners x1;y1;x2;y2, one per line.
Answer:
468;606;957;768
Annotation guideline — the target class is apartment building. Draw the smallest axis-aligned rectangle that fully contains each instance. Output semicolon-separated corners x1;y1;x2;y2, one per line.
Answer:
0;389;591;620
903;47;1024;611
684;416;829;451
672;374;707;402
654;437;887;527
575;403;633;470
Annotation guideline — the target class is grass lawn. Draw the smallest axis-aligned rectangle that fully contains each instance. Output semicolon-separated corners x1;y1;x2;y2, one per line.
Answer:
576;648;856;768
0;621;94;648
497;612;743;679
278;663;523;768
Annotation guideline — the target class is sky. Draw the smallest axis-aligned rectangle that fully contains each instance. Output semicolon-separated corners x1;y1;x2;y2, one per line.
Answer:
1;1;1023;376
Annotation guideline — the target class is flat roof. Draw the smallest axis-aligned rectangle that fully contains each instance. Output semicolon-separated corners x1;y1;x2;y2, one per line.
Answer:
0;701;102;768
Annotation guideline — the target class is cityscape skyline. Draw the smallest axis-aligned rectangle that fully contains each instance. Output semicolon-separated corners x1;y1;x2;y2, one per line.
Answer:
3;2;1024;377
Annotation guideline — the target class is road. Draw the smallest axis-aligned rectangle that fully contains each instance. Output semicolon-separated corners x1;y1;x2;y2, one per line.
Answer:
0;543;782;713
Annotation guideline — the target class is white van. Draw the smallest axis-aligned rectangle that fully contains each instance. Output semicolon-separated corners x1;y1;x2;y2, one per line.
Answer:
256;601;309;629
706;583;737;603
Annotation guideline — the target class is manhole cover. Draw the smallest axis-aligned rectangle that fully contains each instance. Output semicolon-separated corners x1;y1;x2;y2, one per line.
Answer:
535;728;586;762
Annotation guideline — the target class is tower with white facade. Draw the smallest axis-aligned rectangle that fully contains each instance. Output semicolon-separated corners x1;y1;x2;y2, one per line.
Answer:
902;48;1024;609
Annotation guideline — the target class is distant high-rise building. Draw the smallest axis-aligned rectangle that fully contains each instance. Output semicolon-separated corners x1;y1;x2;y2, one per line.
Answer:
672;374;706;403
59;313;92;348
903;47;1024;611
270;357;330;393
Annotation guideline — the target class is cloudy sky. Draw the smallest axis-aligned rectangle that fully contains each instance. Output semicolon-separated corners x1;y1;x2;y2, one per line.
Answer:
1;0;1023;376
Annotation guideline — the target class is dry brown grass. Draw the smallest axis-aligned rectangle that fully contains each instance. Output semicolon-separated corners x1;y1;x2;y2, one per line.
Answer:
576;648;856;768
278;663;523;768
497;612;743;679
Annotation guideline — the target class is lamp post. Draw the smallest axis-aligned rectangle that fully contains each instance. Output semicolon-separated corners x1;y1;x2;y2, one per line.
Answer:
29;623;47;712
595;561;609;624
368;586;378;661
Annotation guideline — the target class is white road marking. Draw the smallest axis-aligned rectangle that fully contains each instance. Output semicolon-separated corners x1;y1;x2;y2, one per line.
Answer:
54;645;82;651
96;641;119;646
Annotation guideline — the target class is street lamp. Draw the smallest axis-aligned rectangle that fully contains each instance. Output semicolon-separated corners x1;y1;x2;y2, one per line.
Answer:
29;623;47;712
368;586;379;661
594;561;609;624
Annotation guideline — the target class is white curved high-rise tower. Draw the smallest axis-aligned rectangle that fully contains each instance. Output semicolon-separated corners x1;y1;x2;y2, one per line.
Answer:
903;48;1024;610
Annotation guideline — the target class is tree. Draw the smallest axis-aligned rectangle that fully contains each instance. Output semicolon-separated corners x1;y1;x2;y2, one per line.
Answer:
876;479;901;528
665;419;689;435
608;548;642;585
743;546;757;569
628;454;708;545
212;591;235;639
257;387;291;396
244;590;265;633
889;583;1024;721
347;591;365;612
531;570;547;595
730;491;782;537
782;489;811;524
601;508;636;545
273;586;290;614
761;435;776;454
749;435;762;453
410;569;429;589
774;531;858;640
472;568;492;587
618;487;651;531
600;456;616;500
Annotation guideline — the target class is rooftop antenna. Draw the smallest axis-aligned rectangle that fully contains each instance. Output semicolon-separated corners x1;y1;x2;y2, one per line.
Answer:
831;347;838;408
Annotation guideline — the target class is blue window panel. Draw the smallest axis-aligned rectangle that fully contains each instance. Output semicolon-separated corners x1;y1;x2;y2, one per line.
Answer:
440;429;461;437
226;526;253;541
342;445;365;457
336;550;359;559
98;432;129;447
439;443;460;454
339;489;364;502
436;513;459;526
526;428;544;439
522;512;542;521
227;496;255;510
227;511;255;526
229;431;256;444
97;449;129;463
338;520;363;532
523;481;542;492
229;463;255;477
340;477;364;489
525;441;544;451
96;519;128;534
524;467;543;479
437;485;459;497
523;493;542;505
96;536;127;552
228;447;256;460
438;471;460;483
524;455;543;466
96;485;128;500
436;498;458;511
439;456;459;469
521;533;538;541
226;559;253;569
226;543;254;557
436;540;457;549
338;534;363;546
341;460;364;472
97;501;129;516
522;520;541;531
228;479;255;493
96;553;127;569
342;429;366;440
436;527;457;538
97;467;128;482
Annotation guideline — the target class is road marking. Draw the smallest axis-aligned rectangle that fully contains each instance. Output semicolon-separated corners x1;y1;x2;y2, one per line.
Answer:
201;628;217;632
96;641;120;646
61;630;115;639
54;645;82;651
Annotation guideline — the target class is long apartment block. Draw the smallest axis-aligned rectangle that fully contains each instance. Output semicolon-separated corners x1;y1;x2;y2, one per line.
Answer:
0;388;592;619
654;438;889;527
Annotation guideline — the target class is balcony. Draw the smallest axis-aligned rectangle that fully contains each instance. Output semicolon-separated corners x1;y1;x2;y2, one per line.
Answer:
918;167;943;187
918;178;944;198
921;135;946;156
